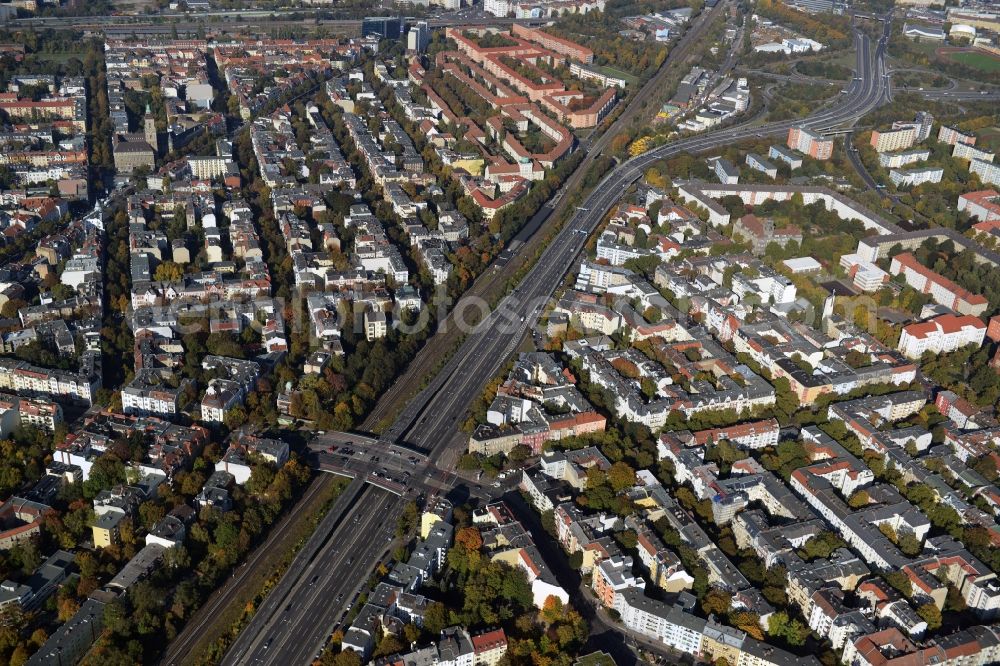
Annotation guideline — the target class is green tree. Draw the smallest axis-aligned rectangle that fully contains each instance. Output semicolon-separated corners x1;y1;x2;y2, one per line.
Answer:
768;611;809;646
702;588;732;616
423;602;449;635
847;489;870;508
607;461;636;492
917;603;942;631
373;634;406;658
153;261;183;282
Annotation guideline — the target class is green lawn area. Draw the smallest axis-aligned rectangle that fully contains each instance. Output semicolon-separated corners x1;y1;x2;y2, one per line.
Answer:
593;64;639;86
891;68;950;89
811;48;861;70
15;50;88;72
888;38;940;68
947;51;1000;73
977;127;1000;152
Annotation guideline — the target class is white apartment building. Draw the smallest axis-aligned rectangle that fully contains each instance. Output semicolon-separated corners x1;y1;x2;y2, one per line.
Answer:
200;379;243;423
365;307;388;341
121;370;190;418
878;149;929;169
959;190;1000;223
595;233;650;266
188;155;232;180
18;397;63;432
953;142;995;163
840;253;888;292
746;153;778;178
483;0;511;14
713;158;739;185
358;249;409;283
871;127;916;153
897;314;986;359
0;359;99;405
122;386;182;417
971;159;1000;187
617;589;706;655
938;125;976;146
889;167;942;187
60;256;100;289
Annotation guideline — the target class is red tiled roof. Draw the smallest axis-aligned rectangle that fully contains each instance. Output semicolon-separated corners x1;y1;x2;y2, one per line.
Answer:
472;628;507;653
893;253;988;306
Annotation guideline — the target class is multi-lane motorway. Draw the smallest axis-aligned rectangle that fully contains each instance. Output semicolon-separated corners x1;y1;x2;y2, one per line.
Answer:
199;13;895;666
194;431;502;666
218;482;401;666
743;68;999;102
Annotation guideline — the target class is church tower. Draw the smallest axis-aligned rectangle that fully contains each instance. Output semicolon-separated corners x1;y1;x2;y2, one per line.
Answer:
143;103;158;155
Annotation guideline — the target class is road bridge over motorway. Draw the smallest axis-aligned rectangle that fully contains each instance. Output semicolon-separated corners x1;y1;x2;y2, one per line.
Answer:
303;431;496;500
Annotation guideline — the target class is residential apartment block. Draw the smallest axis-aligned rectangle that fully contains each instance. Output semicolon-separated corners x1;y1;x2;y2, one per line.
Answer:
889;252;988;316
870;127;917;153
971;158;1000;187
889;167;942;187
897;313;986;359
769;144;803;169
953;141;995;163
844;626;1000;666
470;353;606;456
938;125;976;146
878;148;930;169
787;126;833;160
745;153;778;178
692;418;780;449
0;356;100;405
961;190;1000;224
